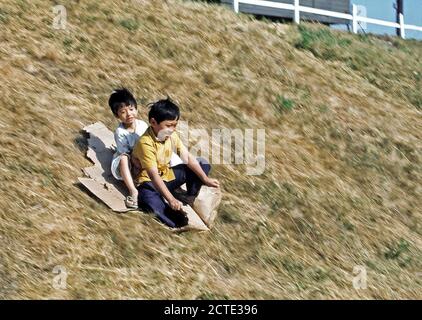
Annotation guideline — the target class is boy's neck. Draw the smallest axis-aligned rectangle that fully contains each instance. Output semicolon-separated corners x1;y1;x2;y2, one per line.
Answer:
149;126;158;137
123;121;136;132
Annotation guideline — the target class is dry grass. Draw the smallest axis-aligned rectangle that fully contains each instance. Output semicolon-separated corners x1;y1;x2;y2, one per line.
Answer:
0;0;421;299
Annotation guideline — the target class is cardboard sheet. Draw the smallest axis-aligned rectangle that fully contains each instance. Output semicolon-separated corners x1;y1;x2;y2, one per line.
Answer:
78;122;220;231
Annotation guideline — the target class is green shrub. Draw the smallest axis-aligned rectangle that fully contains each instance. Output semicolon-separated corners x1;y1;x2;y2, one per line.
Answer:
295;25;351;60
274;95;295;114
119;18;139;31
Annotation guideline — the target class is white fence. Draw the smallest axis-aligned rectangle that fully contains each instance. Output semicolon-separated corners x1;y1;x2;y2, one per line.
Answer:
233;0;422;39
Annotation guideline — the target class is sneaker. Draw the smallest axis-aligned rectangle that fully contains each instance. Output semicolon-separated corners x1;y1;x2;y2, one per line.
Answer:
125;195;138;209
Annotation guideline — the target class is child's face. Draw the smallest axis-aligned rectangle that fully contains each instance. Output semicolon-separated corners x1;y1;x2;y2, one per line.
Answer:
150;118;178;141
116;104;138;126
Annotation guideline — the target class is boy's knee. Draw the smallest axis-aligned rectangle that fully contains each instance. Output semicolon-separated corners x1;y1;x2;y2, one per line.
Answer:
197;157;211;175
197;157;210;167
139;187;165;213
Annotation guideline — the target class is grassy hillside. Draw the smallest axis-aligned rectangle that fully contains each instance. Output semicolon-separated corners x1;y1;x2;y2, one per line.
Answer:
0;0;421;299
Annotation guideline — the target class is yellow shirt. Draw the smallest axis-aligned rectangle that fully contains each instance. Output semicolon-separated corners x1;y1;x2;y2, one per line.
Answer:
132;127;186;184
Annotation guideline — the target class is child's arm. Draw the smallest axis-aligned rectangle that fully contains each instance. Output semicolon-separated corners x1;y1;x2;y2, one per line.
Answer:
146;167;183;211
186;153;220;188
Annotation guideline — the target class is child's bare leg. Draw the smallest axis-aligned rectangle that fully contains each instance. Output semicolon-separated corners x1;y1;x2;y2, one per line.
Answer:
120;155;138;199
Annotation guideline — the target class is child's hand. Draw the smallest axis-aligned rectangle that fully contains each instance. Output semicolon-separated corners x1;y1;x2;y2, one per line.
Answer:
169;197;183;211
204;177;220;188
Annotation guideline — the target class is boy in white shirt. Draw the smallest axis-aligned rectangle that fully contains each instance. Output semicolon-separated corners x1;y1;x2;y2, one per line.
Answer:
109;88;148;209
109;89;183;209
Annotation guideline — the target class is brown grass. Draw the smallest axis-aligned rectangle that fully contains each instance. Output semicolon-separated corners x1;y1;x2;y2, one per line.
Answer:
0;0;421;299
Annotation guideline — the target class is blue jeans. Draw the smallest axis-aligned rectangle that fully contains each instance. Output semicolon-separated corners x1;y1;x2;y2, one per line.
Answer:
138;158;211;228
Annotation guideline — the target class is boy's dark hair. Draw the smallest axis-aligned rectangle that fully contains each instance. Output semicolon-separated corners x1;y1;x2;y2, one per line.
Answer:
148;97;180;124
108;88;137;116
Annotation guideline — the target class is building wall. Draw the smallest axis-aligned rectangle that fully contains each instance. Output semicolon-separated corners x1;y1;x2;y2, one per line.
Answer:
221;0;351;25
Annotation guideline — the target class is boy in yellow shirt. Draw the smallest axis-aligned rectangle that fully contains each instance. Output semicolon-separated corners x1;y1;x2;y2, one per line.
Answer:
132;98;220;228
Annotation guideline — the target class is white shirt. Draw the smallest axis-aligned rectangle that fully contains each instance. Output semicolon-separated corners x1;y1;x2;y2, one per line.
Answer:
114;119;148;155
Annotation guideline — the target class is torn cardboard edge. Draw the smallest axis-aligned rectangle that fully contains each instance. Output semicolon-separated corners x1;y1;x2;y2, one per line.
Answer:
78;122;221;232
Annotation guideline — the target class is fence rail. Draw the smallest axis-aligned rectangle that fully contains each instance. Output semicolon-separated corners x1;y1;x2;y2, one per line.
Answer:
233;0;422;39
